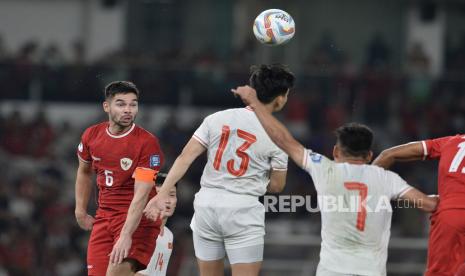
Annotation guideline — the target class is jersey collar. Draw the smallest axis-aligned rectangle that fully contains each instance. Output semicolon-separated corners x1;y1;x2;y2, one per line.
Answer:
106;123;135;138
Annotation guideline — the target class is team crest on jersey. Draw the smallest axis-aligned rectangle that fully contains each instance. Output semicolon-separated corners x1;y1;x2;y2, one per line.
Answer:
150;155;160;168
78;142;83;152
310;153;322;163
168;242;173;249
120;158;133;171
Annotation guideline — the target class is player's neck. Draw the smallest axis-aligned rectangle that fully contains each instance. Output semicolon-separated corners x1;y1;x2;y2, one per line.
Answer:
263;103;275;113
160;218;168;236
108;122;133;135
338;157;367;165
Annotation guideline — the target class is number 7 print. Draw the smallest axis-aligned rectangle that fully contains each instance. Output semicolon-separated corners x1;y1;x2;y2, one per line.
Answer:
344;182;368;231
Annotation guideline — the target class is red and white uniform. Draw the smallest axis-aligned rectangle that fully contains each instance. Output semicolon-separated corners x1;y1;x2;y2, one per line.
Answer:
77;122;164;276
422;135;465;276
138;226;173;276
190;107;288;262
302;149;412;275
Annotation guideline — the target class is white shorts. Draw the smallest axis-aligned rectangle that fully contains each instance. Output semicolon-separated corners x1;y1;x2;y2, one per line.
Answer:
190;188;265;263
316;264;365;276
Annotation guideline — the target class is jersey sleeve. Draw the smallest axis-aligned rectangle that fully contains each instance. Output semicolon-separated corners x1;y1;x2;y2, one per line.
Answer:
301;148;333;191
77;128;92;163
422;136;455;160
137;136;164;172
271;149;288;171
385;170;413;199
192;116;210;148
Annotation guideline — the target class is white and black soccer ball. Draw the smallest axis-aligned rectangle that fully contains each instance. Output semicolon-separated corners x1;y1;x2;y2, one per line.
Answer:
253;9;295;46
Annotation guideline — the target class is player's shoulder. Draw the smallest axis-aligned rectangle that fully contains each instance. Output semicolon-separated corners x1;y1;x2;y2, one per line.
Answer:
134;125;160;142
208;107;246;119
82;122;108;137
366;163;401;179
425;134;464;144
163;226;174;240
446;134;465;143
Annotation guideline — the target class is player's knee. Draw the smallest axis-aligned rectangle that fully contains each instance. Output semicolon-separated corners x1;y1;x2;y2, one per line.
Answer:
106;261;137;276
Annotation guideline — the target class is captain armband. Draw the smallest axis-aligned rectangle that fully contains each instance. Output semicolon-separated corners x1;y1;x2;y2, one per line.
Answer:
132;167;159;183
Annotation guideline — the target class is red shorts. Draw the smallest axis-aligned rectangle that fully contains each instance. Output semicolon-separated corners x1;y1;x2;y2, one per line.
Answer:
425;210;465;276
87;210;161;276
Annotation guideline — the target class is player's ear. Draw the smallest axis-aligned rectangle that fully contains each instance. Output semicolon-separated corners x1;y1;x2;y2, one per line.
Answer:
103;101;110;113
333;145;340;160
366;151;373;163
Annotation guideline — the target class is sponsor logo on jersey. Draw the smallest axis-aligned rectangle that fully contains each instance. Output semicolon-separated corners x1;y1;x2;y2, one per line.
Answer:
150;155;160;168
78;142;83;152
87;265;94;269
120;158;133;171
310;153;322;163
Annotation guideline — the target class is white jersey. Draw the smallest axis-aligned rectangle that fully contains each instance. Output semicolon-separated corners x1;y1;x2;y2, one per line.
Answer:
138;226;173;276
193;107;288;196
302;149;412;275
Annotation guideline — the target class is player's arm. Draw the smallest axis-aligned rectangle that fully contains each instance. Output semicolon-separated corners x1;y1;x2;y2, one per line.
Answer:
398;188;438;212
267;170;287;193
144;138;206;220
159;137;206;195
110;177;154;264
75;159;95;230
373;142;424;169
232;85;305;167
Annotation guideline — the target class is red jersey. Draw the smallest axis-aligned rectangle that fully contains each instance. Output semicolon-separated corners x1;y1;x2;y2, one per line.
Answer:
423;135;465;211
77;122;164;212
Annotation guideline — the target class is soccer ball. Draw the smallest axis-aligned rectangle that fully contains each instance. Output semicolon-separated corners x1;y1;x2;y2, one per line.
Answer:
253;9;295;46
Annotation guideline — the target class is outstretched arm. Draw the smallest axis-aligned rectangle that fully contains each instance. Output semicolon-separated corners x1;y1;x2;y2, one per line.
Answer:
373;142;424;169
232;85;305;168
399;188;438;213
144;138;206;220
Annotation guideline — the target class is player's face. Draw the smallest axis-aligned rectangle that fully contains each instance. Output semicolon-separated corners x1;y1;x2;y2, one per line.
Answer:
156;186;177;218
104;93;138;128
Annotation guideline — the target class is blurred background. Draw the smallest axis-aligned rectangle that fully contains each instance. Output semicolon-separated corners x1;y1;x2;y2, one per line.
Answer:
0;0;464;275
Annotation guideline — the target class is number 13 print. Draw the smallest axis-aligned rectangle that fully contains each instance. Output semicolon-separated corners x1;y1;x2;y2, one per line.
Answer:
213;125;257;177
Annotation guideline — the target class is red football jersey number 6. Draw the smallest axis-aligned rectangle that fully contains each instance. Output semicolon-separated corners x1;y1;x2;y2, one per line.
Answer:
213;125;257;177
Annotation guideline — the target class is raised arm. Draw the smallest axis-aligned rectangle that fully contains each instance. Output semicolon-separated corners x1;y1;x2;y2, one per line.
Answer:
232;85;305;168
75;159;95;231
373;142;424;169
144;138;206;220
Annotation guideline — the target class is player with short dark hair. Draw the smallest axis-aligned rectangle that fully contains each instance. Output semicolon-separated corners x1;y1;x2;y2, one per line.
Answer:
232;85;438;276
373;136;465;276
75;81;164;276
334;123;373;159
144;64;294;276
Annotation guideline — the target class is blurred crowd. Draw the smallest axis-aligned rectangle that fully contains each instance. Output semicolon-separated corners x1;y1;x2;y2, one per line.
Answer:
1;31;464;275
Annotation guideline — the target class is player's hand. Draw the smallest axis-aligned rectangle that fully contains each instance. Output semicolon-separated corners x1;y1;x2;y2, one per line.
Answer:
231;85;259;106
143;193;168;221
110;234;132;265
427;194;439;213
75;211;95;231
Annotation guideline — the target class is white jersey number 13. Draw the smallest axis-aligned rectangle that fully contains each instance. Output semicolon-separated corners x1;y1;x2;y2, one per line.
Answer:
213;125;257;177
